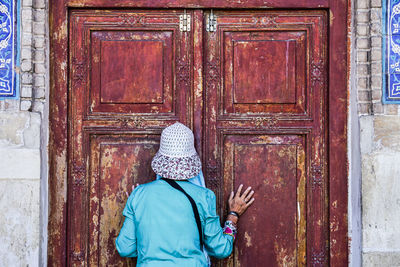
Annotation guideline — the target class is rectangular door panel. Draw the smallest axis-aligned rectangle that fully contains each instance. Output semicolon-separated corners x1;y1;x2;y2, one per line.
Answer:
70;10;192;120
222;134;306;266
207;11;327;120
223;30;306;115
92;31;171;107
88;134;160;266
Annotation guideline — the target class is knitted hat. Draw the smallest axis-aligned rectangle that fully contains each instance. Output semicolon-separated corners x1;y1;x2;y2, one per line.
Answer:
151;122;201;180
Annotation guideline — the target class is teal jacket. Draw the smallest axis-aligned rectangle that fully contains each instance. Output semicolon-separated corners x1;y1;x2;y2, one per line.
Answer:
115;179;234;266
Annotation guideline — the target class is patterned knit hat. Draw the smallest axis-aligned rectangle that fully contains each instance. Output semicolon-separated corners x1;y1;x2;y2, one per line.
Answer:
151;122;201;180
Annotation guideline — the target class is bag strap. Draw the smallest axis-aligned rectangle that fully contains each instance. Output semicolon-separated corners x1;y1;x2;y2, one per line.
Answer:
161;178;204;249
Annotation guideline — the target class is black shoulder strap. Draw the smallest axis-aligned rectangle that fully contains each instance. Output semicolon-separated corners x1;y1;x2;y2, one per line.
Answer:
161;178;204;249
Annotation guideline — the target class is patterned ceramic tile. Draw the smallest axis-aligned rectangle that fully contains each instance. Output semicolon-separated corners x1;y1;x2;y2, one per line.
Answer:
0;0;16;98
384;0;400;103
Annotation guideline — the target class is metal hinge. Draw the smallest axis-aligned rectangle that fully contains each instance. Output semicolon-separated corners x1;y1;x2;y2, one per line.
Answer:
206;10;217;32
179;10;191;32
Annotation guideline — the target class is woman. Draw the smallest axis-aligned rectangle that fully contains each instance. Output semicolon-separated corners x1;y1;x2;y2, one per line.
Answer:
116;122;255;266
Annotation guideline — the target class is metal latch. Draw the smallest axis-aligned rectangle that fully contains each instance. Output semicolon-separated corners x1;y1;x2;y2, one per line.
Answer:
206;10;217;32
179;10;191;32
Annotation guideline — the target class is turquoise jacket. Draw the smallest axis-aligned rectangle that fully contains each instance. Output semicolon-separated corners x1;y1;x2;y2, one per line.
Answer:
115;179;234;266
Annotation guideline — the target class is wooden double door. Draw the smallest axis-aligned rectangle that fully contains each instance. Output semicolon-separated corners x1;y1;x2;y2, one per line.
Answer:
66;9;329;267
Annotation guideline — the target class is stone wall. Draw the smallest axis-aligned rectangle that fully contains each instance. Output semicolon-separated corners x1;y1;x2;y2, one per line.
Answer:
0;0;48;266
355;0;400;265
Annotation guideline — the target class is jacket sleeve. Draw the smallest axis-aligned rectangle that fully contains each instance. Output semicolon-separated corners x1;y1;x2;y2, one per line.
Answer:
115;193;138;257
203;190;234;259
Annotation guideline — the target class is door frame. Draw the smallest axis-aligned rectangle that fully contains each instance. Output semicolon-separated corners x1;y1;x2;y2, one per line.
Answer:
48;1;350;265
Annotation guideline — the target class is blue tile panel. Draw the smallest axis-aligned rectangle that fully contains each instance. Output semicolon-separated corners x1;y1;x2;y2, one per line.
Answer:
384;0;400;103
0;0;16;98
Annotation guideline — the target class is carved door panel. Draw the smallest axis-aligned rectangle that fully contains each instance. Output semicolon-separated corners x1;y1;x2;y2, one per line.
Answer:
68;10;194;266
204;10;328;266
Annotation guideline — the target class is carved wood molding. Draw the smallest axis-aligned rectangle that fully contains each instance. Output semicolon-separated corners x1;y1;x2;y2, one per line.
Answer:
311;60;325;86
117;117;144;128
206;162;220;189
71;163;85;198
72;57;85;86
310;249;326;266
206;59;220;86
118;14;145;26
72;163;86;187
253;117;278;129
311;164;323;189
259;15;278;27
73;177;85;187
227;15;281;27
177;59;190;88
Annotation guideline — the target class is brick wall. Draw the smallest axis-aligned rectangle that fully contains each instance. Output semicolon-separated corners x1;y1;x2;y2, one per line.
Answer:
20;0;47;112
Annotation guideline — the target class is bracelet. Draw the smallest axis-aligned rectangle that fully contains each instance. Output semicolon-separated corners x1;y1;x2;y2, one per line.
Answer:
223;220;238;240
228;211;240;218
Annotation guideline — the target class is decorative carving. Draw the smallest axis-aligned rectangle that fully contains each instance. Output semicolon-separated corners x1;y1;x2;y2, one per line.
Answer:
71;163;85;194
206;162;219;188
73;177;85;187
207;164;218;177
72;162;86;180
117;117;144;128
208;176;220;190
311;60;325;86
177;59;190;88
72;57;85;85
118;14;145;26
132;117;143;127
227;15;280;27
310;249;325;266
206;59;220;91
70;250;85;261
72;164;85;176
118;118;130;127
253;117;278;129
260;15;278;27
311;164;323;189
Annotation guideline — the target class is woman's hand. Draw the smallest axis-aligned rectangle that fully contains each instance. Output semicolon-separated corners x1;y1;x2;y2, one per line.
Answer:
228;184;255;216
125;183;139;198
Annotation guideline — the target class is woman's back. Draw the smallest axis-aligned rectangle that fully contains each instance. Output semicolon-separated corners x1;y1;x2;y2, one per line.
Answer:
116;179;232;267
134;179;207;266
